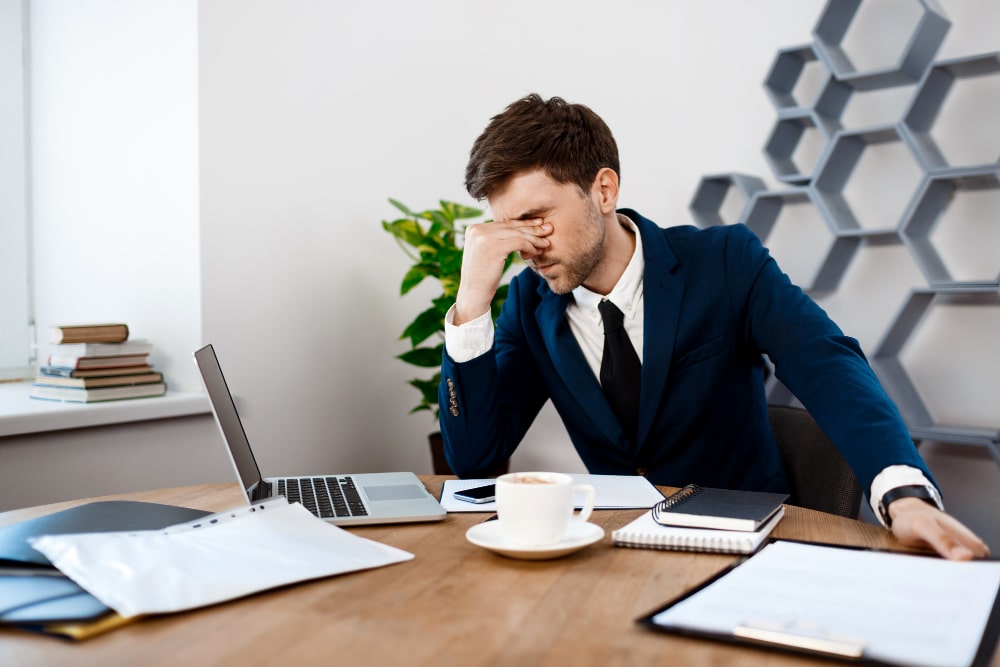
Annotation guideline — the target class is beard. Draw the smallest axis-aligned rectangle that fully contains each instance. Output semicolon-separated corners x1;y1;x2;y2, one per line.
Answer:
528;197;606;295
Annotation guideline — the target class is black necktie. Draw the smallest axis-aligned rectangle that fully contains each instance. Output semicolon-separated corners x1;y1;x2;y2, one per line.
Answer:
598;300;641;442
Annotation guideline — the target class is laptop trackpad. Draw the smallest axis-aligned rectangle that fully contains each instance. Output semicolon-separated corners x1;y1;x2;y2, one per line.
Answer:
364;485;426;502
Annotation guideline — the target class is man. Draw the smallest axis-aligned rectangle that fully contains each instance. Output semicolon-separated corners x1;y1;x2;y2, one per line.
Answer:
439;93;988;561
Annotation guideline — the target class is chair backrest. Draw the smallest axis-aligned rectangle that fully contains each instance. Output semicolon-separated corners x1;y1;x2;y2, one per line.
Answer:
767;404;863;518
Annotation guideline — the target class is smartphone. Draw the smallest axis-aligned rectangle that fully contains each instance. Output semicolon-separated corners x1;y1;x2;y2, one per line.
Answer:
452;484;496;504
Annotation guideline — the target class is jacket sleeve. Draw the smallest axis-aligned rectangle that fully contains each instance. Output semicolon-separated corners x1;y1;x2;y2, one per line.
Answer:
438;275;550;477
729;225;935;496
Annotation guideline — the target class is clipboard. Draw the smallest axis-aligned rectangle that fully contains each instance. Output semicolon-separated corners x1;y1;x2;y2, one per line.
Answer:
636;540;1000;667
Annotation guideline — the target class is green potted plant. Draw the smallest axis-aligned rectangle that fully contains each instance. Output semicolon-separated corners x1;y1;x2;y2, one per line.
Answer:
382;198;515;474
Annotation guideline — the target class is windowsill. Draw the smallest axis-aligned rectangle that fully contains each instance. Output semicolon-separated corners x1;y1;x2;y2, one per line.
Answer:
0;381;211;437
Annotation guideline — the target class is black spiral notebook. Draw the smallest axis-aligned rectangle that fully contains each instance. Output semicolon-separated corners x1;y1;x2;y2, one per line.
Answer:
651;484;788;532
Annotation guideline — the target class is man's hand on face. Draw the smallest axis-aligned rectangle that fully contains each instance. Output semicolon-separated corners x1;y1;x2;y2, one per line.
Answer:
889;497;991;561
454;218;551;325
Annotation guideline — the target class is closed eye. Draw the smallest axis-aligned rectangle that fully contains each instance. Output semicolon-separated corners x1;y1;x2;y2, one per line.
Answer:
513;207;550;221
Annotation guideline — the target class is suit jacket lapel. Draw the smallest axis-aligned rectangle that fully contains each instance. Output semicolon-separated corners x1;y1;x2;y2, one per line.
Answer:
534;285;625;448
629;211;684;446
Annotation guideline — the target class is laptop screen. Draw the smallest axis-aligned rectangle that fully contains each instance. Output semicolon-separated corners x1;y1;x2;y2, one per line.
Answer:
194;344;266;498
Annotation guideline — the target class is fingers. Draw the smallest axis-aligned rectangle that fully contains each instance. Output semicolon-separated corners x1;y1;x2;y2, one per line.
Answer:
914;516;973;561
469;218;551;246
510;219;552;256
464;219;551;263
890;502;991;561
498;216;549;231
454;219;550;324
925;514;990;561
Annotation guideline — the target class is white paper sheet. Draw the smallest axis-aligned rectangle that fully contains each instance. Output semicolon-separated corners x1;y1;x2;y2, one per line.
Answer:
440;474;665;512
652;540;1000;667
29;499;413;618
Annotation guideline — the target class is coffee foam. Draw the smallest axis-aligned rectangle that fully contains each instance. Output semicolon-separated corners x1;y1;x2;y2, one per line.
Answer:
509;474;555;484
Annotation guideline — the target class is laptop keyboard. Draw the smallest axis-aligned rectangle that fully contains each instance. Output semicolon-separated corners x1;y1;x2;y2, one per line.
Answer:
276;476;369;519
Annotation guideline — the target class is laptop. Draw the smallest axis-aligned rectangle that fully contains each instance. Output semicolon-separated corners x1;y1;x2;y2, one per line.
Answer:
194;344;446;526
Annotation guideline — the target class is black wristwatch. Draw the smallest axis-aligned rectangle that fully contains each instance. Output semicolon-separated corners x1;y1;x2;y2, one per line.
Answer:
878;485;939;528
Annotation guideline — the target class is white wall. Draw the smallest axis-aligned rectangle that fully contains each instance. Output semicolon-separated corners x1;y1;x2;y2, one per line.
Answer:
29;0;202;390
0;0;31;377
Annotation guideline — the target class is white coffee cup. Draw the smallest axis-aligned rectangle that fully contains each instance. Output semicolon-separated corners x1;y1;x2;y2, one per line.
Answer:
495;472;596;547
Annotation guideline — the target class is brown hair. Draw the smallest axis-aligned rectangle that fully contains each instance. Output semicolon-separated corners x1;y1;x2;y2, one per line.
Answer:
465;94;620;201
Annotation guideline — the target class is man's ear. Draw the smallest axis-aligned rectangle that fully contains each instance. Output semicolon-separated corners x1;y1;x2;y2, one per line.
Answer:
592;167;620;214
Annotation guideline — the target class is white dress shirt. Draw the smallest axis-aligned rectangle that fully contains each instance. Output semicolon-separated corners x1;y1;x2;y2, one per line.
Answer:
565;214;645;376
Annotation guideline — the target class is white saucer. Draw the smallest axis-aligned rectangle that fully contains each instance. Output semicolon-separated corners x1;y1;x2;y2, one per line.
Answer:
465;520;605;560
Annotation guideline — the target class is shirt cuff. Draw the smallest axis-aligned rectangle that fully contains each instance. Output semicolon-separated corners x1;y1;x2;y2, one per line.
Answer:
443;305;494;363
869;464;944;528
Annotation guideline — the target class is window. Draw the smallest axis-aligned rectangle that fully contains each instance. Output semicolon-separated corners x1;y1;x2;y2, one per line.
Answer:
0;0;33;381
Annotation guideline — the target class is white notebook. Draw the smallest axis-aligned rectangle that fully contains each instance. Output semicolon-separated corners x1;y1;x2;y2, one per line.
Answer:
612;506;784;555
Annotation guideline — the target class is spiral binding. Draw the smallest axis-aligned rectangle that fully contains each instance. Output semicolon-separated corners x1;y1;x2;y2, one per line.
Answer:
651;484;702;525
615;533;755;553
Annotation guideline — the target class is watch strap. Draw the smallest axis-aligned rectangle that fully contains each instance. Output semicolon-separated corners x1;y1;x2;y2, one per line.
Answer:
878;485;939;528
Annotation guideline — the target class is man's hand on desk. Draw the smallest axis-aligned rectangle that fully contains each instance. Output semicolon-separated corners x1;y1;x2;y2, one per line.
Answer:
889;497;991;561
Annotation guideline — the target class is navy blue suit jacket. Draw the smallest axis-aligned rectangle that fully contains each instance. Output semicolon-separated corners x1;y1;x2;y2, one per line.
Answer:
439;210;933;496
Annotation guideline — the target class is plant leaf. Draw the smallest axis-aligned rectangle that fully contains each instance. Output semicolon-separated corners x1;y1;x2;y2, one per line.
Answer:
388;198;417;217
383;218;425;248
397;345;443;368
400;265;430;295
431;295;454;313
408;376;441;413
437;244;463;276
441;200;483;220
402;307;445;346
417;234;446;254
439;276;459;300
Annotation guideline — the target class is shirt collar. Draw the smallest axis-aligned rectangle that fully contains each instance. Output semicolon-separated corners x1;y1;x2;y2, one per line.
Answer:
572;212;644;318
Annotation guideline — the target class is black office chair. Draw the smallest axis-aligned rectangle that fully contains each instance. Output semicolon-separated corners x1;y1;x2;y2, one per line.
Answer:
767;404;863;519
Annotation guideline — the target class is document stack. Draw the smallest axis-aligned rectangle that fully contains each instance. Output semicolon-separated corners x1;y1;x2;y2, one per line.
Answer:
30;323;167;403
0;497;413;640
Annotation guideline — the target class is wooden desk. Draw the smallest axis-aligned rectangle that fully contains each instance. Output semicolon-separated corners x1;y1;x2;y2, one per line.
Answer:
1;478;991;667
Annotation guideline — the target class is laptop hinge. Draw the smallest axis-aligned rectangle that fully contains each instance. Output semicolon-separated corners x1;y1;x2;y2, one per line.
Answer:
249;481;271;502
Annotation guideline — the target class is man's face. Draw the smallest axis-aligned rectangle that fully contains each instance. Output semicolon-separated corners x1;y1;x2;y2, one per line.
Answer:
488;169;606;295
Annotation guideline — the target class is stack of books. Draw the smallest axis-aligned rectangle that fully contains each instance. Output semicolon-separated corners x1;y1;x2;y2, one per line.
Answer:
30;323;167;403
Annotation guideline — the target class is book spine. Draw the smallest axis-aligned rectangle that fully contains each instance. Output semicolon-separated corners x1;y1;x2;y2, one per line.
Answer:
36;366;74;378
47;354;150;370
50;341;153;357
51;324;129;344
